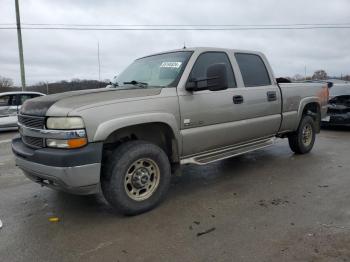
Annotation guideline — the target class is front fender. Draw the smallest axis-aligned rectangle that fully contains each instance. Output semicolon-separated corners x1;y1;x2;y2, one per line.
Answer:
93;112;182;153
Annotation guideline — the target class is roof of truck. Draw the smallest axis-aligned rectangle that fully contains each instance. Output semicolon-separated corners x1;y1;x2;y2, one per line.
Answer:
138;47;264;59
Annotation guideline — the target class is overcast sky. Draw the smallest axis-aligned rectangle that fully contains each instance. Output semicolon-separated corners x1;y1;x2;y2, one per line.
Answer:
1;0;349;85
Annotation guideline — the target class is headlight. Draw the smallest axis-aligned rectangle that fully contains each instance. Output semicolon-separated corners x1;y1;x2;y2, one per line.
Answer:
45;117;87;149
46;117;85;130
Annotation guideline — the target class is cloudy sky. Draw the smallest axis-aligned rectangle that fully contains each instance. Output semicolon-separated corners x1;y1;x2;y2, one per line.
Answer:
0;0;349;85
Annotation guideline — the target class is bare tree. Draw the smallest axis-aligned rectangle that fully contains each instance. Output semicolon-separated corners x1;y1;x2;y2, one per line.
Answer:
0;76;14;89
312;70;328;80
292;74;304;81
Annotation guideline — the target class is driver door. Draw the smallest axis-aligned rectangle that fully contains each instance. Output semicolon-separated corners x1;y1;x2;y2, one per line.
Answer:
178;51;238;156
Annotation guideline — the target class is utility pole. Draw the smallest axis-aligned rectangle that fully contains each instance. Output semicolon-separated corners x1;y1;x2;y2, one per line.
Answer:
15;0;26;91
304;65;306;80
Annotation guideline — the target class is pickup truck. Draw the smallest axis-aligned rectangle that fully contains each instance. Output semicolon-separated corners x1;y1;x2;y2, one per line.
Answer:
12;47;330;215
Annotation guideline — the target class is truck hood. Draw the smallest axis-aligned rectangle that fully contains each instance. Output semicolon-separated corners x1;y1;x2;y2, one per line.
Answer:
20;87;162;117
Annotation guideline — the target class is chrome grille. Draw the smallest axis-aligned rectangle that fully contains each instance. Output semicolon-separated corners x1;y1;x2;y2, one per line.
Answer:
18;114;45;129
22;136;44;149
18;114;45;148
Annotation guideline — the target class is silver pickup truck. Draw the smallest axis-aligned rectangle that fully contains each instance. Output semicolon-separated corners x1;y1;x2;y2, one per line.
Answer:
12;47;330;215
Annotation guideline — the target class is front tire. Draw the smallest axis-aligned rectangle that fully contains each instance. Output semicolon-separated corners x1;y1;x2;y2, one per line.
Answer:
288;115;316;154
101;140;171;215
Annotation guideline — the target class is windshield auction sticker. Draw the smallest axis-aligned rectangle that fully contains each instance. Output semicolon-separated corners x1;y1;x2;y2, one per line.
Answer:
160;62;182;68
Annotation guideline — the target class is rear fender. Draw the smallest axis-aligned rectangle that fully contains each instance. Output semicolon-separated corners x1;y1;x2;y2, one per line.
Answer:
296;97;321;131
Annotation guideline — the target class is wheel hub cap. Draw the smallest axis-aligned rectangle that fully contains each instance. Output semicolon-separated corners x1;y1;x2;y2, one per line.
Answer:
132;168;150;188
124;158;160;201
302;124;313;146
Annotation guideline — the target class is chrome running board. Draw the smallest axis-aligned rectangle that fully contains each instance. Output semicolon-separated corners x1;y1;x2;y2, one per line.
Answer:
180;138;275;165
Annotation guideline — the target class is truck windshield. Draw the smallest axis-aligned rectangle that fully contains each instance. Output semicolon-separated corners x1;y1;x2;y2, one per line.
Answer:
113;51;193;88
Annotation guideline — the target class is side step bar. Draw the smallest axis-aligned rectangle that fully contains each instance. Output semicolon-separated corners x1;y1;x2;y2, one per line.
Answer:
180;138;275;165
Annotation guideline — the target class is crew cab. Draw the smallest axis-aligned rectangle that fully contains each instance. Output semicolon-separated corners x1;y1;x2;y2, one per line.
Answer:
12;47;329;215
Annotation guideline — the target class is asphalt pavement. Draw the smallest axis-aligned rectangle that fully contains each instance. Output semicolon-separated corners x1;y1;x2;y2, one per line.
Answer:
0;128;349;262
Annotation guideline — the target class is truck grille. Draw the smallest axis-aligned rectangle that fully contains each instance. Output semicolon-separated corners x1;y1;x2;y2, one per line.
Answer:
18;115;45;129
22;136;44;149
18;115;45;148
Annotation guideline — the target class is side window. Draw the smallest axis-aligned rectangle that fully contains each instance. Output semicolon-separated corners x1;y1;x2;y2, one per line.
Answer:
0;96;10;106
190;52;236;88
235;53;271;87
19;94;38;105
0;95;15;106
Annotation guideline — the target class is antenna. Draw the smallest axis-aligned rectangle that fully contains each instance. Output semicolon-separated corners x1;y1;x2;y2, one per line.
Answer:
97;41;101;82
183;41;186;49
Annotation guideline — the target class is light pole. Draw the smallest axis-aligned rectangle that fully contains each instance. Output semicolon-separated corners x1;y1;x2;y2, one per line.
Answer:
15;0;26;91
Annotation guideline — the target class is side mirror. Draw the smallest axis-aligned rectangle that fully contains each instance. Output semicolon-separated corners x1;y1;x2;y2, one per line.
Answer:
186;63;228;92
327;82;333;88
111;75;119;86
276;77;291;83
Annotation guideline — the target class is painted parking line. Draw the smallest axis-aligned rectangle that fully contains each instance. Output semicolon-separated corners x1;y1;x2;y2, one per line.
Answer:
0;139;12;144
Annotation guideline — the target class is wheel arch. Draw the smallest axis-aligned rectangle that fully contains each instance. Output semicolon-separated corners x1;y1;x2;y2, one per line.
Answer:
296;98;321;133
98;118;181;163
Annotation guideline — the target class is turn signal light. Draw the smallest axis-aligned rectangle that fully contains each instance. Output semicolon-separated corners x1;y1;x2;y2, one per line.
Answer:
46;138;88;149
67;138;88;148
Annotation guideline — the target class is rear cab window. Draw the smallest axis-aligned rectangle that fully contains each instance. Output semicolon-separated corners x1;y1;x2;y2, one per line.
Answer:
235;53;271;87
189;52;236;89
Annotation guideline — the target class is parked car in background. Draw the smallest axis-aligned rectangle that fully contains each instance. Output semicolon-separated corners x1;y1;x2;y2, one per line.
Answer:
0;91;45;130
322;81;350;126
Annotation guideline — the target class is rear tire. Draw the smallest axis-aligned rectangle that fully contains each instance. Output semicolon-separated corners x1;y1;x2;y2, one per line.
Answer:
288;115;316;154
101;140;171;215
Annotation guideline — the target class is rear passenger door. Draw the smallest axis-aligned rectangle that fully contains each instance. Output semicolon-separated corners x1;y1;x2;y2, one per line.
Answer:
231;53;282;141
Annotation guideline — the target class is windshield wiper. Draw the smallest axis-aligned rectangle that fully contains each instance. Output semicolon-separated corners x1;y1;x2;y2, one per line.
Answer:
123;80;148;87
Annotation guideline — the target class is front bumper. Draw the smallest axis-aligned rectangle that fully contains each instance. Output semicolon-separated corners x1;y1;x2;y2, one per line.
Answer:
12;137;103;195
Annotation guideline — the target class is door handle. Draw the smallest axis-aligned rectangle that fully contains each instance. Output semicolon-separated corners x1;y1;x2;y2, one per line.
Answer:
233;95;244;104
267;91;277;102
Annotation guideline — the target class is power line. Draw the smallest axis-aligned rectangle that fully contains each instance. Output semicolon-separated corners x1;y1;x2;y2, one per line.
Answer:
0;26;350;31
1;22;350;27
